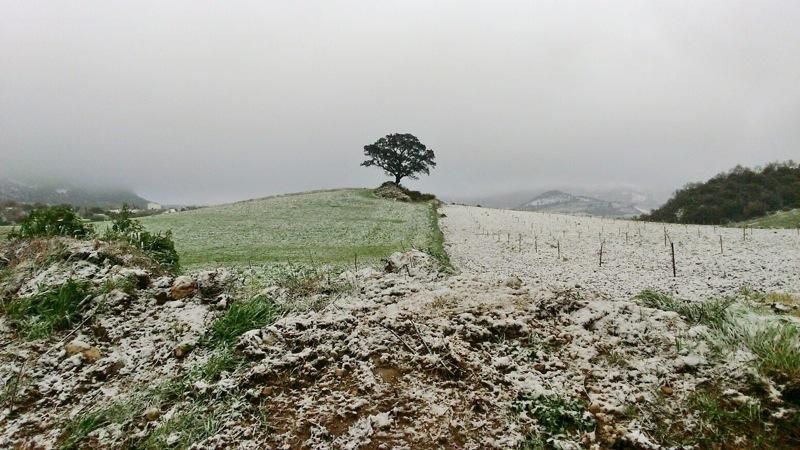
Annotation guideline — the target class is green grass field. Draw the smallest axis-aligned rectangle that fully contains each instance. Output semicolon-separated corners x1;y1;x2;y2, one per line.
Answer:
738;209;800;229
139;189;440;269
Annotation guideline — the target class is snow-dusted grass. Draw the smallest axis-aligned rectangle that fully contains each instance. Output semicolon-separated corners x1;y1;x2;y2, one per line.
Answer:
139;189;438;269
739;208;800;229
440;205;800;300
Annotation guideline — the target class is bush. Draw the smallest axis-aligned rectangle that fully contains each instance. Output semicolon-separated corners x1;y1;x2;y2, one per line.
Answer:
105;205;180;272
8;205;94;240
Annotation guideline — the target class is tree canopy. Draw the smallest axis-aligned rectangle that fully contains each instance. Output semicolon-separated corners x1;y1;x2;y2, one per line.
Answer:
361;133;436;184
641;161;800;224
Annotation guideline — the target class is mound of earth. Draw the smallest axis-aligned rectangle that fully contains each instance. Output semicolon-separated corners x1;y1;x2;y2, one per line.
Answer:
1;241;797;448
374;182;437;203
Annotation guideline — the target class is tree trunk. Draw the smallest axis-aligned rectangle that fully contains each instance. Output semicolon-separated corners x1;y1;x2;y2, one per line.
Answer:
394;175;402;185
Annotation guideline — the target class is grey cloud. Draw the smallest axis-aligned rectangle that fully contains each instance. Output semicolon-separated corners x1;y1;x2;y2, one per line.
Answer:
1;0;798;204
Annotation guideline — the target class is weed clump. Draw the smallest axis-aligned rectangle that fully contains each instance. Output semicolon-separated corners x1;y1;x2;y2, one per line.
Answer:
2;279;93;339
8;205;93;240
635;289;734;329
744;322;800;383
208;294;279;346
651;385;800;448
512;395;595;448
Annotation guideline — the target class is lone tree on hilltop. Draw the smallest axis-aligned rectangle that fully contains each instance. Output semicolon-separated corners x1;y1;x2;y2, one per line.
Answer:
361;133;436;185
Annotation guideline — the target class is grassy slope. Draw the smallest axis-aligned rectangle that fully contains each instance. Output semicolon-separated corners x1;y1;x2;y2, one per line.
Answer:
0;226;9;239
738;209;800;229
139;189;438;269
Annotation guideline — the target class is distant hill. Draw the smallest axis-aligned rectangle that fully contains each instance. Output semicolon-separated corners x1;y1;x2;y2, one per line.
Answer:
0;178;151;208
641;162;800;225
448;186;664;211
516;190;643;217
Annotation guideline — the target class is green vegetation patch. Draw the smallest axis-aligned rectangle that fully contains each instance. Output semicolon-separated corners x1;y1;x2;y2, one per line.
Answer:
512;395;595;448
139;189;440;269
104;205;179;271
652;385;800;448
2;279;94;339
739;208;800;229
637;289;800;400
7;205;94;240
634;289;734;329
207;294;280;347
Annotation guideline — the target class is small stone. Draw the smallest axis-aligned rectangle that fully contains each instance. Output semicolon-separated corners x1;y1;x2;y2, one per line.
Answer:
261;386;274;396
83;346;102;363
169;276;196;300
771;303;791;313
143;407;161;421
334;367;346;377
174;341;194;359
660;385;674;396
503;276;523;290
65;340;91;355
589;402;602;414
154;290;169;305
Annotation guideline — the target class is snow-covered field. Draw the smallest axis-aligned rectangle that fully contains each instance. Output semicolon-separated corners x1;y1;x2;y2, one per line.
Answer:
441;205;800;300
3;203;799;449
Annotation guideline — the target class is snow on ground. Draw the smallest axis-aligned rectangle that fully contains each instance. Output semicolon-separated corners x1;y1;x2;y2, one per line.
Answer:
3;208;799;449
440;205;800;300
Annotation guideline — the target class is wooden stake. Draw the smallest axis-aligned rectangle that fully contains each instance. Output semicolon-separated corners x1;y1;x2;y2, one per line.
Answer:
671;242;676;277
719;235;723;255
599;241;604;267
557;240;561;260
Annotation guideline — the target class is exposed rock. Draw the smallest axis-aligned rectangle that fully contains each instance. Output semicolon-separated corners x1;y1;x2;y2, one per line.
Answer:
169;276;196;300
143;407;161;422
65;339;92;355
173;341;194;359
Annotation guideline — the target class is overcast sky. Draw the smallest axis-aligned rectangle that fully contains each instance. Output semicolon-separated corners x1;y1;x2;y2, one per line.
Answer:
1;0;798;204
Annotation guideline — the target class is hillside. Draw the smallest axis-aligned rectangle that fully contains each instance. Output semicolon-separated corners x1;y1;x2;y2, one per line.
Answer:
739;208;800;229
0;178;151;208
642;162;800;224
139;189;441;268
516;190;642;217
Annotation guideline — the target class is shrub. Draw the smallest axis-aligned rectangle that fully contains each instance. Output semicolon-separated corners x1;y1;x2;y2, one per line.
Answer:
8;205;94;240
105;205;180;272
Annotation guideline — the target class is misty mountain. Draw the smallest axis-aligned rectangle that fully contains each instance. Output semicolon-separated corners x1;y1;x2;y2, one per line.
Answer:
448;186;664;212
0;178;152;208
516;190;643;217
